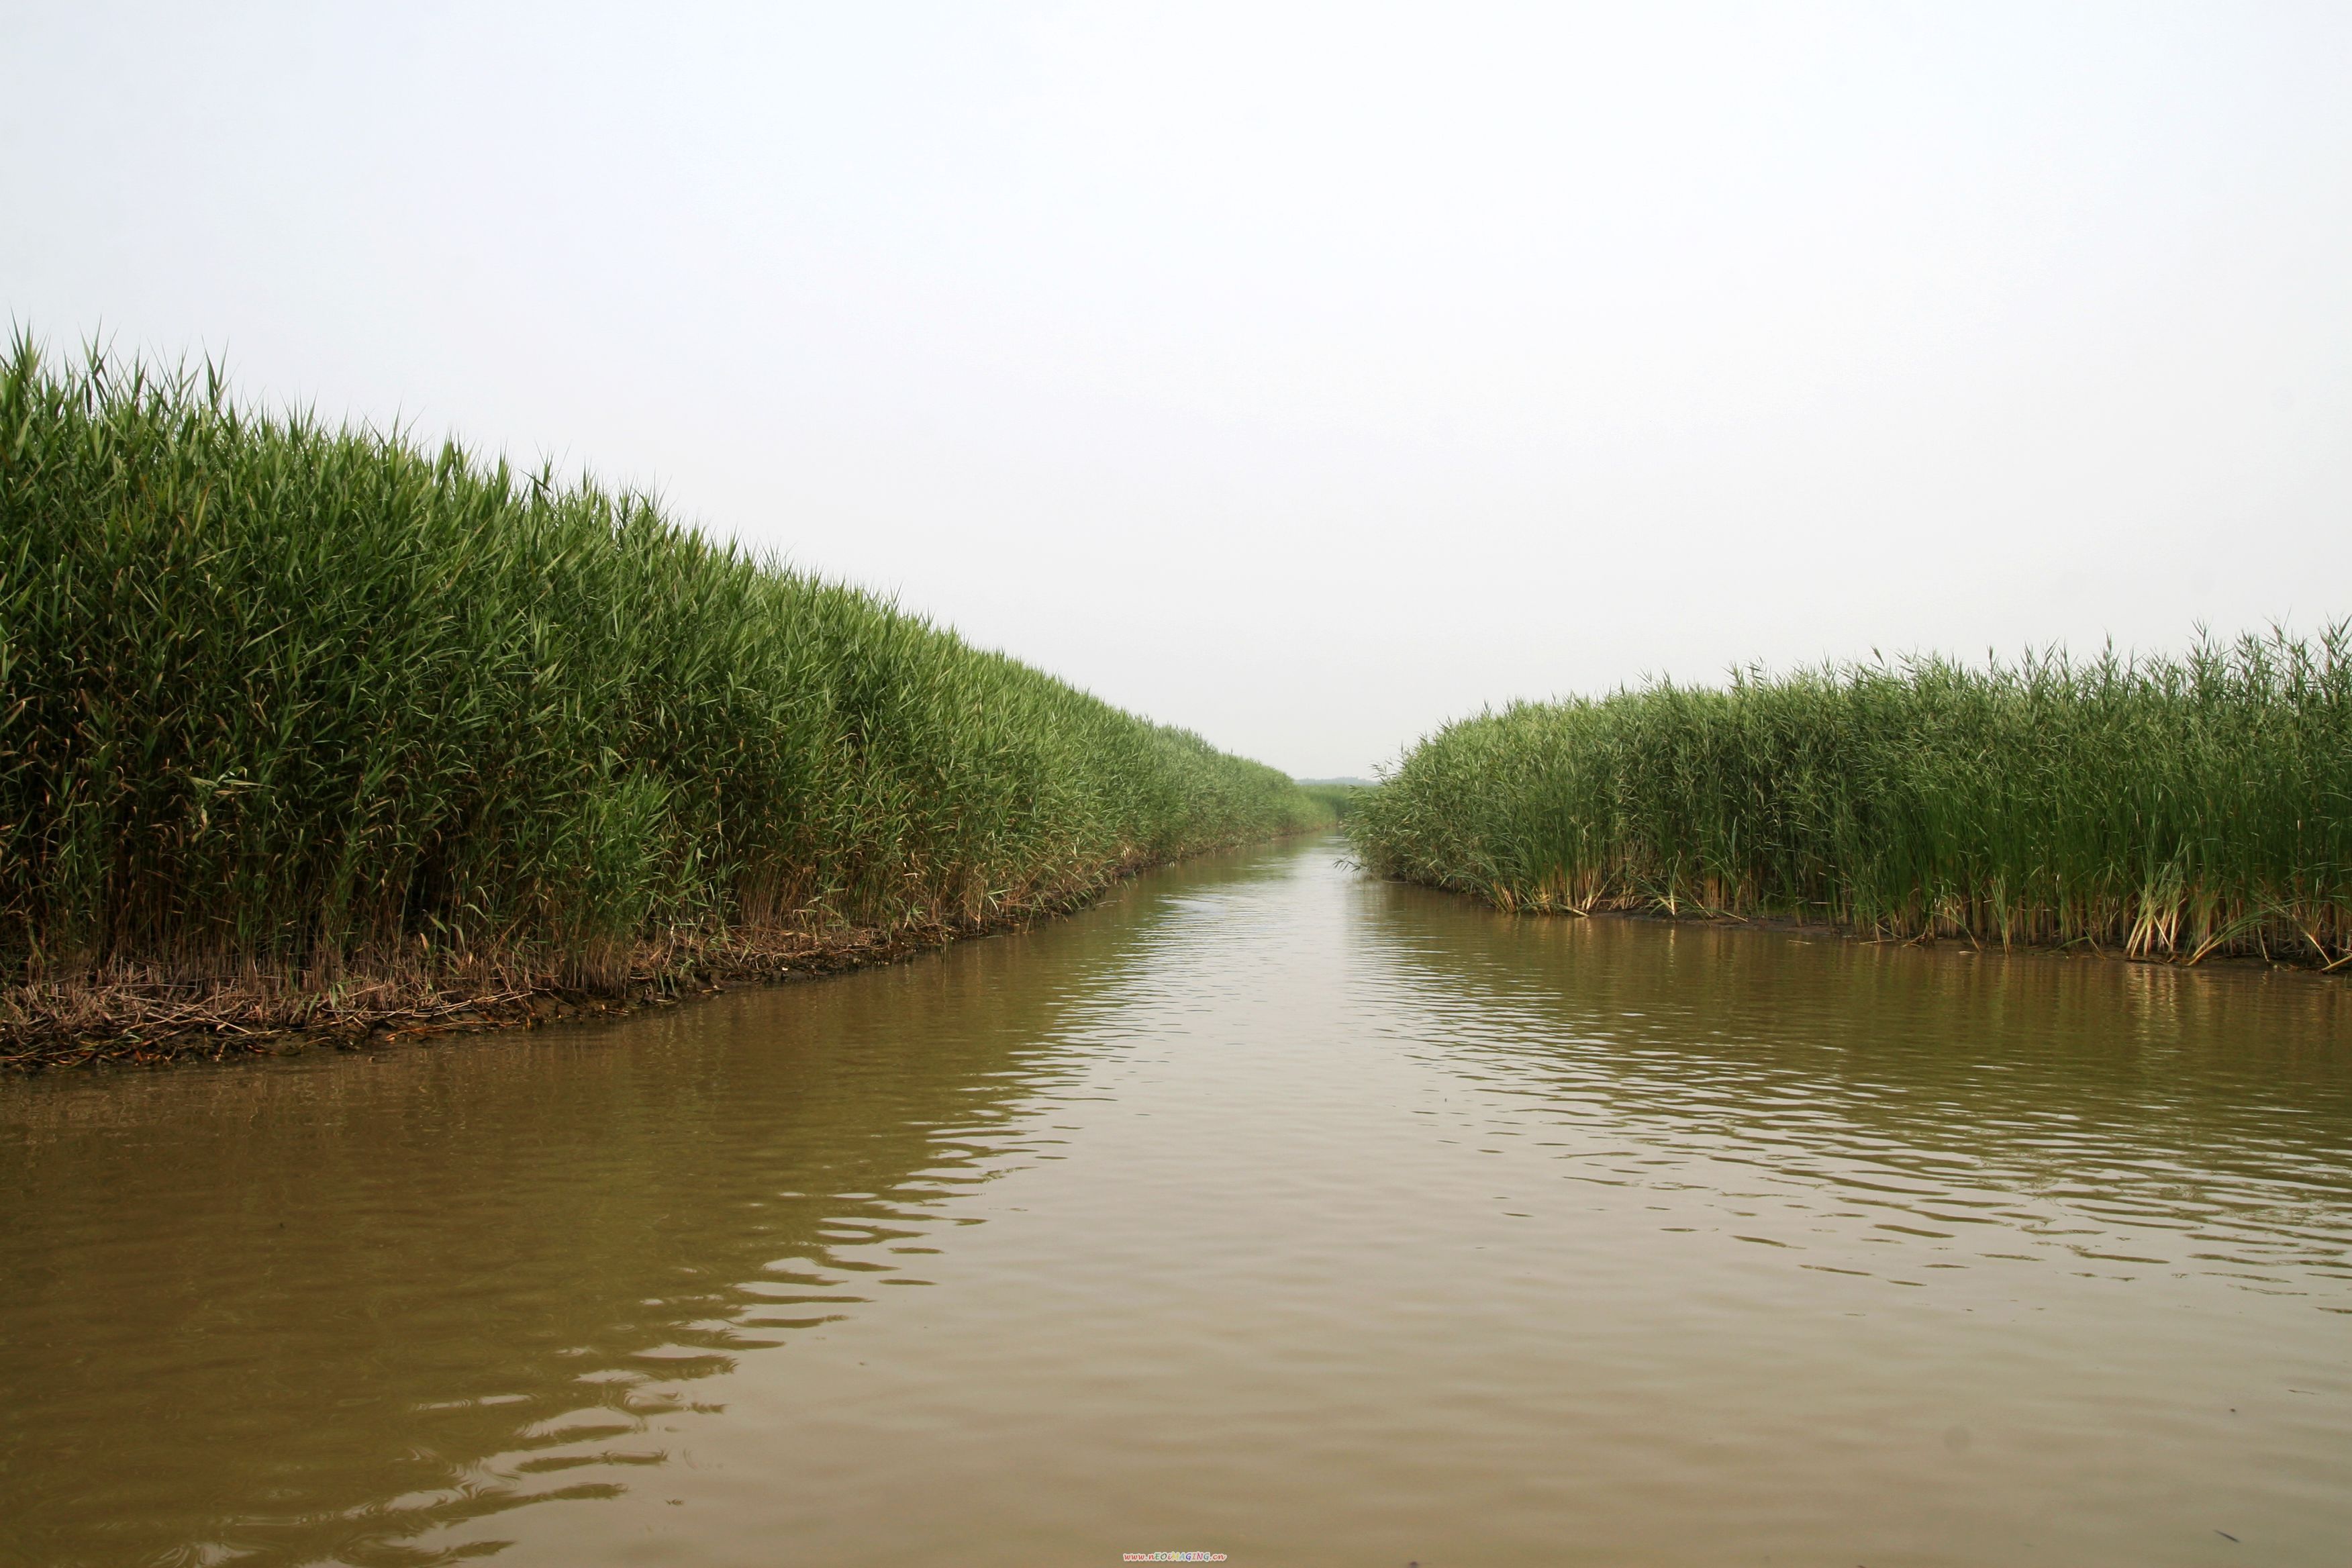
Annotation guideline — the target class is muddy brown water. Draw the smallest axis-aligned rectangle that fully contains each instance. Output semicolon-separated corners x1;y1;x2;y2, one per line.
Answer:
4;835;2350;1567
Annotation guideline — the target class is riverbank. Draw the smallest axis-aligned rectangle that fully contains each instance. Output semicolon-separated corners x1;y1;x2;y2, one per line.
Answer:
0;863;1101;1071
1349;634;2352;969
0;838;1340;1071
0;339;1331;1069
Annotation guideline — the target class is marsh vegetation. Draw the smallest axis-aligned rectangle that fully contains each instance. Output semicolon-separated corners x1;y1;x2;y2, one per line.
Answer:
1351;635;2352;967
0;342;1327;1059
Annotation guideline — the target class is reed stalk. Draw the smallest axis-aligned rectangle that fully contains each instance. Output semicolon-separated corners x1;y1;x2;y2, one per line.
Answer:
0;338;1329;1044
1349;635;2352;966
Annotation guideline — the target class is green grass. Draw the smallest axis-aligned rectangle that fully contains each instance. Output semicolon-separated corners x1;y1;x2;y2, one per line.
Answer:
0;338;1330;1000
1295;779;1377;822
1349;636;2352;966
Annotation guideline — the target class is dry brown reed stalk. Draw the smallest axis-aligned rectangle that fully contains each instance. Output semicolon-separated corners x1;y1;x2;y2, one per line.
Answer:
0;859;1165;1069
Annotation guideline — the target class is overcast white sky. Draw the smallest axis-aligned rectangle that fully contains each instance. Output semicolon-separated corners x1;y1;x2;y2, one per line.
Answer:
5;3;2348;777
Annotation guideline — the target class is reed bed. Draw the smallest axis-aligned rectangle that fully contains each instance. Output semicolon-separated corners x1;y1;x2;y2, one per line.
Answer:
0;340;1328;1055
1296;780;1377;822
1349;636;2352;967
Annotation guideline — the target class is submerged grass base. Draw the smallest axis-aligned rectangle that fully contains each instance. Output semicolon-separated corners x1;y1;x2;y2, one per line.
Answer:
1368;855;2352;975
0;842;1229;1070
1505;899;2327;977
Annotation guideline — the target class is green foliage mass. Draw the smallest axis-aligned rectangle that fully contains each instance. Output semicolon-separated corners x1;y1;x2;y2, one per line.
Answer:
0;340;1329;982
1296;781;1376;822
1350;638;2352;965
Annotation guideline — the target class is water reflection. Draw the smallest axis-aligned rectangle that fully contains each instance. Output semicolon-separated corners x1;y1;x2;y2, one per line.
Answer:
1352;885;2352;1302
5;840;2349;1568
0;849;1264;1568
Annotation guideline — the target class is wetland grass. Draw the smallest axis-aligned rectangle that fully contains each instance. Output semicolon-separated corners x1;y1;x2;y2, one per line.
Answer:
1296;779;1377;822
0;340;1330;1061
1349;637;2352;967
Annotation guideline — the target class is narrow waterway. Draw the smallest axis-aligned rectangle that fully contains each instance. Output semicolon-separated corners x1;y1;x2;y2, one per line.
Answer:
5;836;2351;1567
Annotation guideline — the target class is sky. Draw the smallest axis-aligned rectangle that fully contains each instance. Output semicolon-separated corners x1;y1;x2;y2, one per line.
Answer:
4;3;2349;778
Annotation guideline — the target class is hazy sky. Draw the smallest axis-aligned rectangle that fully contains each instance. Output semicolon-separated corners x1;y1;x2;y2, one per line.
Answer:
5;3;2349;777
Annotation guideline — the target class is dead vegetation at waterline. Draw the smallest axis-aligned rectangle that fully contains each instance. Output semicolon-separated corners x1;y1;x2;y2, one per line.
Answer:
0;339;1332;1067
1349;633;2352;969
0;893;1098;1071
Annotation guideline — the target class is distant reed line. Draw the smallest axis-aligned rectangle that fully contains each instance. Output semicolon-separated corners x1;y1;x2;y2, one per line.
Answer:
0;338;1329;1016
1296;781;1376;822
1349;635;2352;967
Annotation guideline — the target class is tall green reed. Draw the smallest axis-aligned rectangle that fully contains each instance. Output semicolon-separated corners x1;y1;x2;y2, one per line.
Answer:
1297;781;1376;822
1349;635;2352;965
0;338;1328;991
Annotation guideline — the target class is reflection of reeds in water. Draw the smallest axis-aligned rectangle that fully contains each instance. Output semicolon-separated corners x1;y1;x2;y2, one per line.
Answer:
1351;638;2352;966
0;340;1328;1053
0;884;1153;1566
1355;885;2352;1258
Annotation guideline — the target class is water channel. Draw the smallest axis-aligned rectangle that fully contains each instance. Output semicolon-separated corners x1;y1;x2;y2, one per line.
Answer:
5;835;2350;1565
